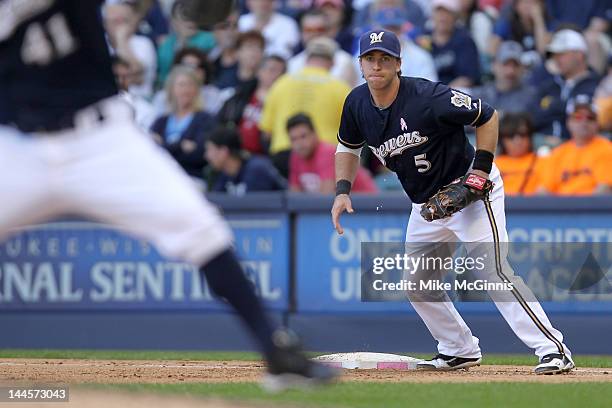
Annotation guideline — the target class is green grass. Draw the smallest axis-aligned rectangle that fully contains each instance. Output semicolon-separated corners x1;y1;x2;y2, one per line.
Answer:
1;349;611;368
96;382;612;408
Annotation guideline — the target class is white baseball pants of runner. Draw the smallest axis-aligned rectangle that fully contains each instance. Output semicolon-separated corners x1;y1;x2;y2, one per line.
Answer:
405;164;572;359
0;97;233;266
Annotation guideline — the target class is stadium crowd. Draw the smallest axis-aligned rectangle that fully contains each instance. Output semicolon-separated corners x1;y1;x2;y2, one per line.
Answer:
104;0;611;196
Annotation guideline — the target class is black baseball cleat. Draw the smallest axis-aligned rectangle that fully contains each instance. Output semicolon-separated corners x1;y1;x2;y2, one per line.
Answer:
534;353;575;375
416;353;482;371
261;329;340;392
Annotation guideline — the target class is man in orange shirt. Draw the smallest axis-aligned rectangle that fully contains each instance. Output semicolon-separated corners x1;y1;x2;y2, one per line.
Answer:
539;95;612;195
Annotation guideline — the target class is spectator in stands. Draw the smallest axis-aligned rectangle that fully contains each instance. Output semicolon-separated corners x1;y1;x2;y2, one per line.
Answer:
150;66;216;178
216;30;267;93
528;29;601;141
112;58;157;131
489;0;552;66
136;0;170;45
545;0;609;32
104;1;157;99
278;0;314;19
594;55;612;132
415;0;481;87
152;48;223;117
293;8;329;55
209;10;241;89
289;10;359;86
369;7;437;81
206;127;287;195
154;0;173;15
313;0;355;53
238;0;300;58
409;0;432;17
217;55;287;154
287;114;377;194
538;95;612;195
106;0;170;44
469;41;536;115
352;0;427;37
157;1;216;86
479;0;505;15
495;113;544;195
545;0;610;74
259;37;351;177
457;0;494;69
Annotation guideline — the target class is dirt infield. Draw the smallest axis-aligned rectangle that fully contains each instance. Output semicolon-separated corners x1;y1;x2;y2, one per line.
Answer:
1;358;611;385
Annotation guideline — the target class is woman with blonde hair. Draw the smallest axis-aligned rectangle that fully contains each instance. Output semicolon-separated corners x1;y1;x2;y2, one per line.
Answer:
150;65;217;178
152;47;223;116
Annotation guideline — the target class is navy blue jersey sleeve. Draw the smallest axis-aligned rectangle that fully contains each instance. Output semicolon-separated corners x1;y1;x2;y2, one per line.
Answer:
430;82;495;128
337;93;366;148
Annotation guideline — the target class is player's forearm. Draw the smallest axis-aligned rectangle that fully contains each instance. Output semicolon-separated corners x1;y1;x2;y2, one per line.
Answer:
335;152;360;184
471;110;498;177
320;180;336;194
474;110;498;155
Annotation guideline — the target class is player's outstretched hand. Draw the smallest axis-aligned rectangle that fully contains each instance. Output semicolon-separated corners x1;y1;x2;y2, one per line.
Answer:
331;194;354;235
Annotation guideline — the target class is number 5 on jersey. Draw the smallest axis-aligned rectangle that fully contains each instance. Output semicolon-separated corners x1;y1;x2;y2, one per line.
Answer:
21;13;78;66
414;153;431;173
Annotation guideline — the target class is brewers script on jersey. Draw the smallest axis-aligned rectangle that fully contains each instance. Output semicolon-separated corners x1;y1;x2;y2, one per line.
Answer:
0;0;336;389
333;29;575;374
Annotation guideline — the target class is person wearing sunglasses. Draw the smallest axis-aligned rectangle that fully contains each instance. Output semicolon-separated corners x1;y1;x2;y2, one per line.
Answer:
288;9;358;87
538;94;612;195
495;113;544;195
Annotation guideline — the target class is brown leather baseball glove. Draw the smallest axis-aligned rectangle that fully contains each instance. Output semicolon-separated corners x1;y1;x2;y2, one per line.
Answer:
420;173;494;222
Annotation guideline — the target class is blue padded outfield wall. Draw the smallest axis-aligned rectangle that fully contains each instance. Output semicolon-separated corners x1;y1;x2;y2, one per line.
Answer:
0;213;289;312
1;193;611;353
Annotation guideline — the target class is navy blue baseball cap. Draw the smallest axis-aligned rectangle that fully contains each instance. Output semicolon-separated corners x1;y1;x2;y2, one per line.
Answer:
359;29;401;58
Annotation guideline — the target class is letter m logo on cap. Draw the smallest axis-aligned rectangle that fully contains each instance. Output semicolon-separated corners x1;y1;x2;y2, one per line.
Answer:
370;32;384;44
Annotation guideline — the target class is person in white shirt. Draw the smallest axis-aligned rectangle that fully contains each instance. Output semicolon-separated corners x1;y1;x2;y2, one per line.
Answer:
104;1;157;99
238;0;300;59
112;58;157;131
